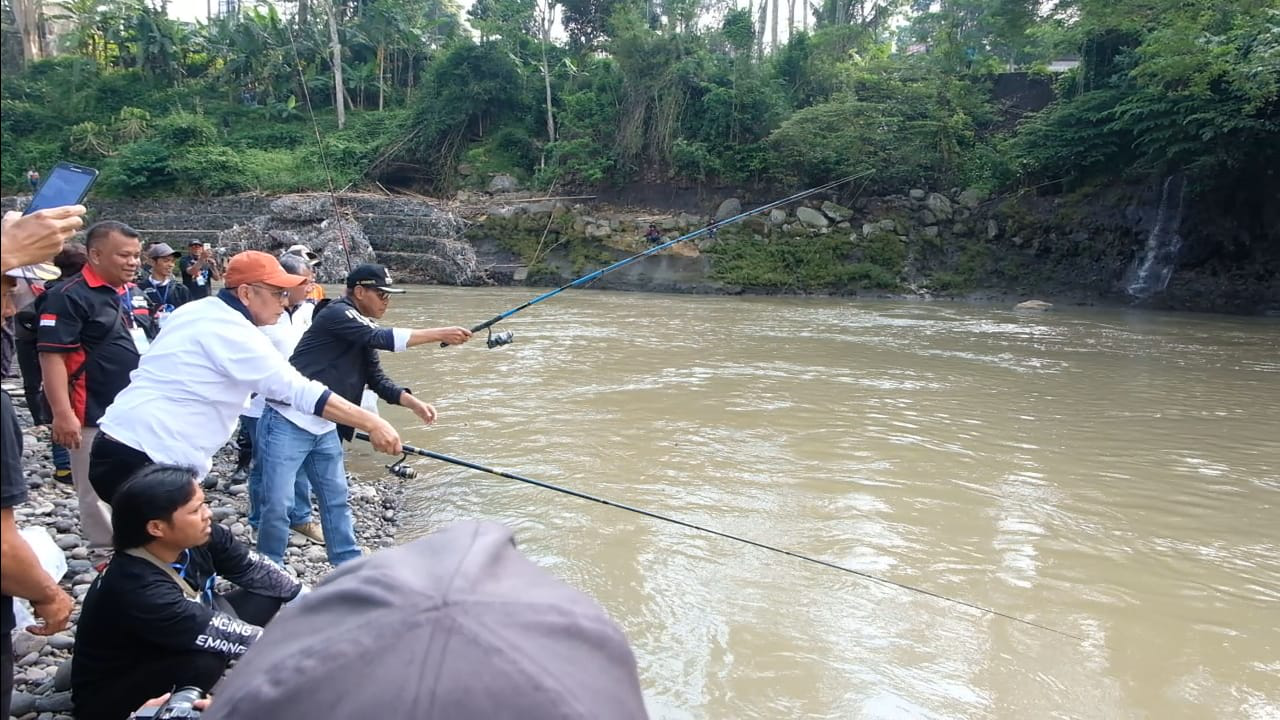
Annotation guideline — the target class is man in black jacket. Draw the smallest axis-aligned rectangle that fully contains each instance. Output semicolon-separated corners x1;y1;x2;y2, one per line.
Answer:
253;264;470;566
72;464;302;720
136;242;191;326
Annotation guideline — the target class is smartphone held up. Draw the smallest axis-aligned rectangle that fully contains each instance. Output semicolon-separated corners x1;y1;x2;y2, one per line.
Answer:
24;161;98;215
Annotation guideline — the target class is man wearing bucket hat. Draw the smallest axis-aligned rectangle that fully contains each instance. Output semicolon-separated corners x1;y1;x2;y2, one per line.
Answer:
89;251;403;507
204;522;649;720
137;242;191;327
284;244;325;303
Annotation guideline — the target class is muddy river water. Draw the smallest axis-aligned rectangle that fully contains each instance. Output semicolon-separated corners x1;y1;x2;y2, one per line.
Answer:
342;288;1278;719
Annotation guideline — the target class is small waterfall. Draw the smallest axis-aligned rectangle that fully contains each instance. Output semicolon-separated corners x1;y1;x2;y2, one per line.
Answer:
1126;175;1186;298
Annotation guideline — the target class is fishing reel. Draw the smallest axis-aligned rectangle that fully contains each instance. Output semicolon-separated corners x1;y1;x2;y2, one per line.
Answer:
486;328;515;349
386;453;417;480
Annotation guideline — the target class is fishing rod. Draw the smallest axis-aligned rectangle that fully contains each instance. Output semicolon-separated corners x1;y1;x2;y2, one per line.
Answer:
283;19;353;273
448;172;874;349
357;432;1081;641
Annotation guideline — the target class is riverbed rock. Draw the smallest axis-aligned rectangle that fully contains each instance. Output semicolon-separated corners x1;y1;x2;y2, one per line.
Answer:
35;691;75;713
47;634;75;651
925;193;953;221
820;201;854;223
524;200;560;215
52;659;73;691
11;691;38;716
487;174;520;193
957;188;987;209
269;194;331;222
987;219;1000;240
715;198;742;220
769;208;787;225
796;207;830;228
217;204;377;284
12;631;47;657
1015;299;1053;311
909;189;926;200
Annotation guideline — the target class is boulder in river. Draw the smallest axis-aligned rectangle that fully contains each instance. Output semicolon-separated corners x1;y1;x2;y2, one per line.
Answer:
1015;299;1053;311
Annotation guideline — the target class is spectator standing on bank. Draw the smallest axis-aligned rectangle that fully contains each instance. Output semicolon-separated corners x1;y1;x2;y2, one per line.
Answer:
179;240;221;301
13;243;88;484
137;242;191;328
37;221;154;550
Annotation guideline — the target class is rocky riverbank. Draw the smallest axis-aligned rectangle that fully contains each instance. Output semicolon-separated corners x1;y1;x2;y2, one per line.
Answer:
4;178;1275;315
2;384;405;720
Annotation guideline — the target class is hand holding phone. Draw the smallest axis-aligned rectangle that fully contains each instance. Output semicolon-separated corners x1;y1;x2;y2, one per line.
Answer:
1;206;87;273
24;162;98;216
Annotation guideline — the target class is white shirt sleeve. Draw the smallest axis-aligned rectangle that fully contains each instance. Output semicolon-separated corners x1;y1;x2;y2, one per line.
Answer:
392;328;411;352
212;326;330;416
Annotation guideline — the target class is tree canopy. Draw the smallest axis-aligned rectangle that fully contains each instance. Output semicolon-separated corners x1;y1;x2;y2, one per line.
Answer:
0;0;1275;198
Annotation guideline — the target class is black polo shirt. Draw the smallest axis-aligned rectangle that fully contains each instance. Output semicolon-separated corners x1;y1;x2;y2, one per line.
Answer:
36;265;155;427
179;256;213;299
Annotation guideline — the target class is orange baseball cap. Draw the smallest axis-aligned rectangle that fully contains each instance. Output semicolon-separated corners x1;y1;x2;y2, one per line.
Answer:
224;250;307;288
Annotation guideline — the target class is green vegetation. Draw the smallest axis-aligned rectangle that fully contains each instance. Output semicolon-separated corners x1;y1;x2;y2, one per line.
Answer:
5;0;1274;197
1;0;1275;294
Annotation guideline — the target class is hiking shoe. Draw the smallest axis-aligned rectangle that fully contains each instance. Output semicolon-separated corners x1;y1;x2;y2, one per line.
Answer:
228;467;249;486
290;521;326;545
54;468;72;485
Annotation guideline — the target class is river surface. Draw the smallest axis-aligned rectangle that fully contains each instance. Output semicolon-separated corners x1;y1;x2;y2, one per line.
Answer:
340;287;1279;720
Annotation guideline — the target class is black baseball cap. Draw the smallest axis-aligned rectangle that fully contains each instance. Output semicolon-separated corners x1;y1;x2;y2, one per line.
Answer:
345;263;405;293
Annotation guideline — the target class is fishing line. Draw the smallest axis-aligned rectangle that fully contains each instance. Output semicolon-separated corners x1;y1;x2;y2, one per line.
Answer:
447;172;875;348
356;432;1081;640
283;17;353;272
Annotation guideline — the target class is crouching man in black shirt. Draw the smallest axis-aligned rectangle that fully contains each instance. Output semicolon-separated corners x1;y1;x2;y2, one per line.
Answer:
72;465;303;720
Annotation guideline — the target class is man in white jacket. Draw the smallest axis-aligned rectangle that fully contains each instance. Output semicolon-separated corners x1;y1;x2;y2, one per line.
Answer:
87;251;401;505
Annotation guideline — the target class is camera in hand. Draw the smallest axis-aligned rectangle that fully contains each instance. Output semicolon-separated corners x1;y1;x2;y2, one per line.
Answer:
133;686;205;719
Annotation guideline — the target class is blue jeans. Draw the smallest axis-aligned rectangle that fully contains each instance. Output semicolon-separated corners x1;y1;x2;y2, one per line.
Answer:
255;406;360;565
243;414;311;530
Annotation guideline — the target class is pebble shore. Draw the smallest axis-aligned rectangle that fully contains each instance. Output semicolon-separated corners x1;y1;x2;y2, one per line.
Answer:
4;386;406;720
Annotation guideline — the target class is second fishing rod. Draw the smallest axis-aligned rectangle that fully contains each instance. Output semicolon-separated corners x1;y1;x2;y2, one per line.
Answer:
447;172;873;349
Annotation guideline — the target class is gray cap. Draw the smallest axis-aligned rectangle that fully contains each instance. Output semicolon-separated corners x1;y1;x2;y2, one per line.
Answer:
146;242;182;259
204;521;649;720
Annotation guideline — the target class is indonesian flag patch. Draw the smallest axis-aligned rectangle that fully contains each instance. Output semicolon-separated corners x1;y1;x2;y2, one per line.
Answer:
39;314;57;327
